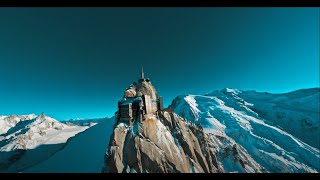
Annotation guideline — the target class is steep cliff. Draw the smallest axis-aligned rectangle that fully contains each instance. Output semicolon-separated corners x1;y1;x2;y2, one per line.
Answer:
102;110;223;173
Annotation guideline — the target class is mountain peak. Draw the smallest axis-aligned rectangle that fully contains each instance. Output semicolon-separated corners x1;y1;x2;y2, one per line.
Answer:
0;113;90;153
103;70;220;173
35;112;45;122
220;88;241;94
40;112;45;118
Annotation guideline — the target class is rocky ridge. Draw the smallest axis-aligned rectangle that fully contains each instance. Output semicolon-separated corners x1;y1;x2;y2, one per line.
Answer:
103;110;223;173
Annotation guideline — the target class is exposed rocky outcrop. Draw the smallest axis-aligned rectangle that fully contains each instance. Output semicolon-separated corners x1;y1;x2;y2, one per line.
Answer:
124;85;137;98
136;81;158;100
123;80;158;100
103;110;223;173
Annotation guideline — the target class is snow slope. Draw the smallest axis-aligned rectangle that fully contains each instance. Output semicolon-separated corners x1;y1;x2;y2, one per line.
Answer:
0;113;89;151
231;88;319;149
24;117;115;173
0;113;91;172
170;88;320;173
0;114;37;135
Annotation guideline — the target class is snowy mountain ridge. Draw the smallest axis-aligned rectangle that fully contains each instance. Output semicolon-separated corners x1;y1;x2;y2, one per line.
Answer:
0;113;93;172
0;113;89;151
0;88;319;173
0;114;37;135
170;88;320;172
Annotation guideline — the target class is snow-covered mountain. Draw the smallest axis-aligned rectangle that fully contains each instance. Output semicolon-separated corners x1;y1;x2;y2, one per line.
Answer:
0;113;93;172
1;88;319;173
24;117;115;173
0;114;37;135
170;88;320;173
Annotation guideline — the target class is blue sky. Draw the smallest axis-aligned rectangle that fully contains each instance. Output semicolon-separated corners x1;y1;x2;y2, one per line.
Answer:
0;8;319;120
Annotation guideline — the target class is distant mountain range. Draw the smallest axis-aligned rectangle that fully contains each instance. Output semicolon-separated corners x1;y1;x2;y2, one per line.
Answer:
0;88;319;173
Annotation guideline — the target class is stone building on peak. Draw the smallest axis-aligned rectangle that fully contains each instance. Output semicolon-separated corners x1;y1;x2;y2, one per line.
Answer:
117;67;163;124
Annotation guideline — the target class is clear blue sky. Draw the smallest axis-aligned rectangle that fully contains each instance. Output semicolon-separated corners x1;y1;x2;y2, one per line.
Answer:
0;8;319;120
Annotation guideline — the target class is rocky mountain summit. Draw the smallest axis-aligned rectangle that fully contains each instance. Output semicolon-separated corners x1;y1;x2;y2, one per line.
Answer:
103;110;222;173
102;68;254;173
102;69;319;173
0;69;318;173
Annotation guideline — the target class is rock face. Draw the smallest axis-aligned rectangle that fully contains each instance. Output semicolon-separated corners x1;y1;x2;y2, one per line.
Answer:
136;81;158;100
103;70;268;173
103;87;320;173
124;80;158;100
103;110;222;173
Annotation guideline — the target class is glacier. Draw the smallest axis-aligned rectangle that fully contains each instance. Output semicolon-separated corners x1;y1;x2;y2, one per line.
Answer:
170;88;320;173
